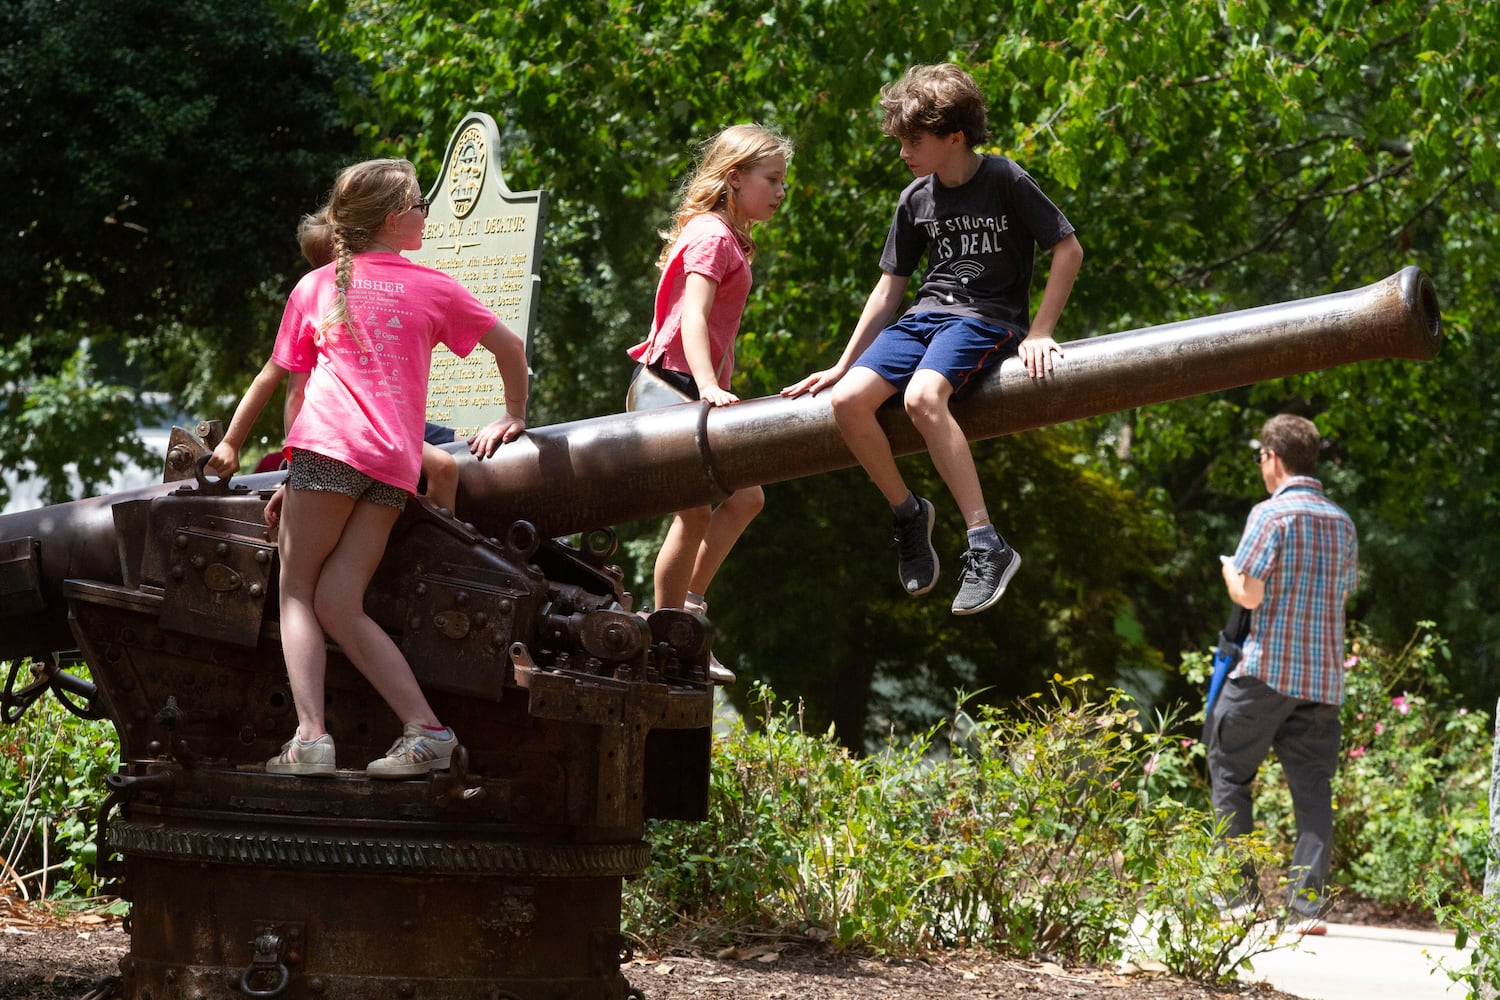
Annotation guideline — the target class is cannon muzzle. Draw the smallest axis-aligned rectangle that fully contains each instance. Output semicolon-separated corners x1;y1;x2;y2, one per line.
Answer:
456;266;1440;538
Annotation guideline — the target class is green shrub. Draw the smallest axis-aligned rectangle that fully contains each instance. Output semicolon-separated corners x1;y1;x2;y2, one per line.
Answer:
1416;880;1500;997
628;679;1274;981
1337;626;1491;898
0;660;120;903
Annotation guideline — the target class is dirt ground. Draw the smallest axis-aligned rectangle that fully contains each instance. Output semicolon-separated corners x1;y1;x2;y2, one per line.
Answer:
0;886;1433;1000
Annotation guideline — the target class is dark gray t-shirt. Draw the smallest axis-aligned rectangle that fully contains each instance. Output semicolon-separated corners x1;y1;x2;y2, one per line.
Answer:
879;154;1075;334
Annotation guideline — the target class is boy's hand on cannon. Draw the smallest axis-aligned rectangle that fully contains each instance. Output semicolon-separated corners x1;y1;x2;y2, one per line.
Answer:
1018;334;1064;380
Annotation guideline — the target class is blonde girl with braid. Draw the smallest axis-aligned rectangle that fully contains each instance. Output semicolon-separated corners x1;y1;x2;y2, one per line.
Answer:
219;158;529;778
208;205;464;513
625;125;791;677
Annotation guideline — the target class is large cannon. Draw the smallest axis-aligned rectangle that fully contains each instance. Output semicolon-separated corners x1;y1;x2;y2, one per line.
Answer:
0;268;1440;999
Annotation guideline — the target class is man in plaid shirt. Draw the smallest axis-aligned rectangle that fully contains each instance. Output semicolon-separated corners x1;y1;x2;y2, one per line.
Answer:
1209;413;1359;930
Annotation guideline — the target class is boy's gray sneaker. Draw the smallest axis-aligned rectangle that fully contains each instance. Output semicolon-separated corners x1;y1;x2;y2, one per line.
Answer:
366;723;458;779
266;733;337;777
893;496;939;595
951;545;1021;615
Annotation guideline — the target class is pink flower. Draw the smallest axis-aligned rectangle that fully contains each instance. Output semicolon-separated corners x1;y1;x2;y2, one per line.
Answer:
1345;655;1360;669
1374;722;1384;736
1392;695;1410;716
1349;746;1367;759
1144;754;1160;775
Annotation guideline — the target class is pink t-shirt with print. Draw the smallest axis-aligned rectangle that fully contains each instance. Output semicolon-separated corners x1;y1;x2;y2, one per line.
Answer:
274;253;497;493
627;213;751;390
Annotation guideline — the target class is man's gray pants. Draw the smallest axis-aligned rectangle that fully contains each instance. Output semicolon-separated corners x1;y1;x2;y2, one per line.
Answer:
1206;673;1342;912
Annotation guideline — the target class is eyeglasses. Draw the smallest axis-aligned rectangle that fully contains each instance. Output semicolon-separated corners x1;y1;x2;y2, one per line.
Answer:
412;197;431;217
1257;448;1275;465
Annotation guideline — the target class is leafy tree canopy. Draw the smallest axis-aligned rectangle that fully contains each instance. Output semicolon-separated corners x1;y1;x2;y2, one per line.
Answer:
0;0;361;503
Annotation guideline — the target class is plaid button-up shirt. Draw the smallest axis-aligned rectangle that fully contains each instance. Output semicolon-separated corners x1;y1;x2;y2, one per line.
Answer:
1231;476;1359;705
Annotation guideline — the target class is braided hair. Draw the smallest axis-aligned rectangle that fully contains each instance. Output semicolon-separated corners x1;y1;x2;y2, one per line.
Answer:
313;159;421;347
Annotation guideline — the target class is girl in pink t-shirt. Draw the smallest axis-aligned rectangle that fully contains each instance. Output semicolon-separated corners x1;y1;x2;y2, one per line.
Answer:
625;125;792;675
224;159;529;779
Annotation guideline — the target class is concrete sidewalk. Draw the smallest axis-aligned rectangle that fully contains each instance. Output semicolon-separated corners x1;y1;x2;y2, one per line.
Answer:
1242;922;1469;1000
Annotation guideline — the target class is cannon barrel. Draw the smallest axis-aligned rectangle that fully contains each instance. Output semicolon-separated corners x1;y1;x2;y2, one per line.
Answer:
0;268;1439;662
458;266;1440;538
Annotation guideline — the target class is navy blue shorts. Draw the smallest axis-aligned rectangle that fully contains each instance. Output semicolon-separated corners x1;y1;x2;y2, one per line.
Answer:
853;312;1021;394
423;422;457;445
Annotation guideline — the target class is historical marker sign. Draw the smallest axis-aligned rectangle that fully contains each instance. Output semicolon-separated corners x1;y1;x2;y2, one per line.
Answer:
408;112;546;437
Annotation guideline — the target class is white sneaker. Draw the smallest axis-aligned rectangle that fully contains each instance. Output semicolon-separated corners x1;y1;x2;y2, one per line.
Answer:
707;654;736;685
266;733;336;777
366;724;458;779
682;596;734;683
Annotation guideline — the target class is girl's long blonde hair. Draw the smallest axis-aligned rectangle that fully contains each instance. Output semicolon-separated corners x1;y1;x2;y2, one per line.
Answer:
657;123;793;269
313;158;421;347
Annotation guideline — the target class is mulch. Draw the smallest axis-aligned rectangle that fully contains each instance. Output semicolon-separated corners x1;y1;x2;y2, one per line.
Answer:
0;882;1436;1000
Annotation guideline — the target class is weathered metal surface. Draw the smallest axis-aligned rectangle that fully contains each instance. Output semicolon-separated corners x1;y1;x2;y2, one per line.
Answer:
118;853;638;999
454;266;1440;538
34;468;715;997
0;268;1441;998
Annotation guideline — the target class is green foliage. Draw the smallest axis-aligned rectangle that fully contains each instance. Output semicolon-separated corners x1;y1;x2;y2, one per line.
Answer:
0;0;361;503
1332;625;1491;899
627;680;1275;981
1040;0;1500;705
0;338;159;507
1416;880;1500;998
0;663;121;902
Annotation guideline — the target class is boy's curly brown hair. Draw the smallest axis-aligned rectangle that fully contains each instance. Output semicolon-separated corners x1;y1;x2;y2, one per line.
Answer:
879;63;991;147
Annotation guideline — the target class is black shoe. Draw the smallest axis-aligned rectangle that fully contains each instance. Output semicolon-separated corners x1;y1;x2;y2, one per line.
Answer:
951;545;1021;615
893;497;939;595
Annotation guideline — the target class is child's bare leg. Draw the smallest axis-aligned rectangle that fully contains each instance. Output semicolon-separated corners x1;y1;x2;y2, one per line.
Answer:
654;505;711;610
903;370;988;524
277;486;357;740
685;486;765;598
905;371;1018;614
835;368;942;596
313;498;441;728
830;368;907;505
420;442;459;513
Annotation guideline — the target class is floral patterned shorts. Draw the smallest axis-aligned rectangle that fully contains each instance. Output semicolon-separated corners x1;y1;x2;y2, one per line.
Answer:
287;449;409;510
